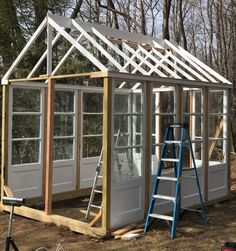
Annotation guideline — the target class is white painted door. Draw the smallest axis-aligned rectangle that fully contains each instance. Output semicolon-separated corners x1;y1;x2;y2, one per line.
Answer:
8;86;44;198
110;82;145;229
52;89;77;193
110;151;145;228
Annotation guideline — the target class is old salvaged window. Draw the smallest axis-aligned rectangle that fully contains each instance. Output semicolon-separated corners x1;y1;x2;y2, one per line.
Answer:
53;90;75;160
112;80;144;182
209;90;227;164
151;84;176;174
11;88;42;165
183;88;203;168
82;91;103;158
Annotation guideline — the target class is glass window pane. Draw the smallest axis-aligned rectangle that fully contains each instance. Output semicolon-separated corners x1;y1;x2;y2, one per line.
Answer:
83;115;103;135
12;115;40;138
160;91;175;113
13;89;40;112
54;115;74;136
113;148;142;182
209;115;223;138
83;92;103;113
114;94;129;113
183;115;202;138
53;138;73;160
134;93;142;113
12;140;40;164
114;115;142;146
209;91;223;113
82;136;102;157
55;91;74;112
209;140;226;163
195;91;203;113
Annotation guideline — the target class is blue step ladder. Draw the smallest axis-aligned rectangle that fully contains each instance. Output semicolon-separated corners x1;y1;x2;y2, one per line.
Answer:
144;123;207;239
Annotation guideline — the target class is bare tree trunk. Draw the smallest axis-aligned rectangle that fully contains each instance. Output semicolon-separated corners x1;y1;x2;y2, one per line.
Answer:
163;0;171;40
140;0;146;35
179;0;187;49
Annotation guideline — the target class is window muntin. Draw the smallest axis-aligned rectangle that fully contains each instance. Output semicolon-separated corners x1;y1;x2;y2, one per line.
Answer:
82;92;103;158
53;90;75;161
209;90;227;164
11;87;42;165
151;85;176;174
183;88;203;168
113;81;144;182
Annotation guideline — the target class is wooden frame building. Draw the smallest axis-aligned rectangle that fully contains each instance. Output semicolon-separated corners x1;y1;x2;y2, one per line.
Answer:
0;13;232;237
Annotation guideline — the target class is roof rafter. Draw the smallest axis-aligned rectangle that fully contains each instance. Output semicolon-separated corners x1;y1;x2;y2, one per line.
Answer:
1;13;232;86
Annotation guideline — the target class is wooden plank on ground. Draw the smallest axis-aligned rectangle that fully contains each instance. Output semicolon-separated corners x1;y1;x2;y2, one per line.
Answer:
111;223;137;237
120;229;144;240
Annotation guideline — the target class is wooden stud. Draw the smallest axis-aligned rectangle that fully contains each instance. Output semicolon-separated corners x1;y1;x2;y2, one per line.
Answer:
1;85;9;204
156;91;161;160
102;77;112;234
203;87;209;202
226;90;231;195
144;82;152;215
3;186;14;197
76;90;82;190
89;211;102;227
189;90;193;168
176;85;183;124
42;87;48;201
44;78;55;215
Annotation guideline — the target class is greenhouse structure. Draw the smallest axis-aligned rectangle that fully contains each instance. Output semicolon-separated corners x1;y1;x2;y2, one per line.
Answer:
0;13;232;237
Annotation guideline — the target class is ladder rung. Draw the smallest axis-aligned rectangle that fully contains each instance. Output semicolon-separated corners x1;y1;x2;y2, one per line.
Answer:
94;189;102;194
182;175;196;179
153;195;175;201
97;175;103;179
149;213;173;221
161;158;179;162
165;140;181;144
181;207;203;213
157;176;177;181
90;205;102;209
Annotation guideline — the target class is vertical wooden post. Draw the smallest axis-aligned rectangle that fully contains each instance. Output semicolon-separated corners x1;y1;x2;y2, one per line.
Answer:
225;89;231;195
102;77;112;234
176;85;183;124
44;78;54;215
189;90;193;168
47;20;52;76
144;82;152;215
1;85;9;202
203;87;209;202
156;92;161;159
76;90;82;190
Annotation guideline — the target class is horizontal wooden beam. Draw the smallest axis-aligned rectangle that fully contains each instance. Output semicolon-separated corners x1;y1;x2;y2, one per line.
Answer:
8;72;98;83
0;205;105;237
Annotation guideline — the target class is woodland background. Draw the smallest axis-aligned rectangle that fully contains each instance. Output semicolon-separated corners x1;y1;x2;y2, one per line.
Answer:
0;0;236;149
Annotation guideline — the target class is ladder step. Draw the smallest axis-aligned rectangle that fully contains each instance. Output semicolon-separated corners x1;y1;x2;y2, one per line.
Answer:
165;140;181;144
90;205;102;209
149;213;173;221
153;195;175;201
97;175;103;179
157;176;177;181
161;158;179;162
94;189;102;194
181;207;203;213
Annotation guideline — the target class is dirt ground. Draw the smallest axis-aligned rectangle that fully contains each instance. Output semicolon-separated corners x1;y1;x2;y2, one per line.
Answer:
1;162;236;251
